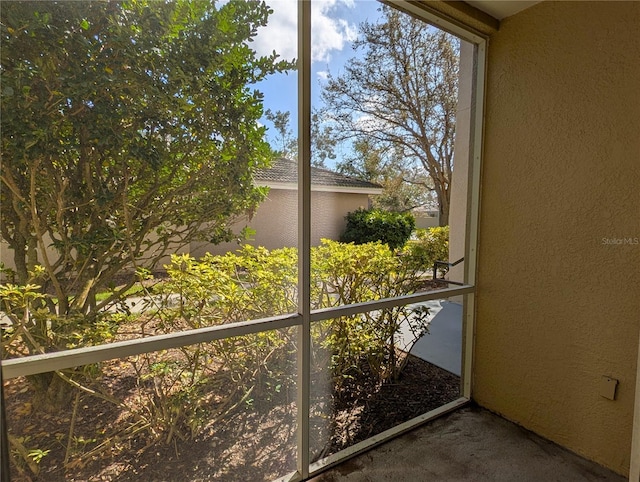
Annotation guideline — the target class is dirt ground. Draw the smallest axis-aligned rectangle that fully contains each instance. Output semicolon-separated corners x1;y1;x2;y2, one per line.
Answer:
5;354;459;482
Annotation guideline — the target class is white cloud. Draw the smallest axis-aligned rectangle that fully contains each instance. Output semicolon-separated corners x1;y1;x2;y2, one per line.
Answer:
252;0;357;64
252;1;297;62
353;95;393;133
316;70;329;81
311;2;358;63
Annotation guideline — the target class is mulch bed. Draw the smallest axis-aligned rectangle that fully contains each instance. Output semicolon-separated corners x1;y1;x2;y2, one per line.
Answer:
329;354;459;451
5;354;459;482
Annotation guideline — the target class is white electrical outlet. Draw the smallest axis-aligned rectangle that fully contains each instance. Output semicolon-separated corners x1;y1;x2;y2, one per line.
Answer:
600;376;618;401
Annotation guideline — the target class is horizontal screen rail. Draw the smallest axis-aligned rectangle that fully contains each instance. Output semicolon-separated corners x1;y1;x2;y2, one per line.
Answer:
2;284;473;380
310;284;473;322
2;314;301;380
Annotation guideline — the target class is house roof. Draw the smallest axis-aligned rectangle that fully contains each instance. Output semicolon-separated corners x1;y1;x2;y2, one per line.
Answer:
254;158;383;194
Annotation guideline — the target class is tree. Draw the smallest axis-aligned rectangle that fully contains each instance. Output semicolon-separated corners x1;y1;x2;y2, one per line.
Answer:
0;1;293;345
321;6;459;225
337;138;435;213
264;109;336;167
265;109;297;159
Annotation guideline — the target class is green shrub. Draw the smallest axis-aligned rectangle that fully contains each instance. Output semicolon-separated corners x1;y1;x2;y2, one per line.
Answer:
340;208;415;250
130;247;299;440
158;246;298;328
311;239;427;383
3;241;433;466
404;226;450;273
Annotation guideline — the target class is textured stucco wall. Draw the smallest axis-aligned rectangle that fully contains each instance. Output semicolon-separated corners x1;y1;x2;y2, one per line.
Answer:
191;189;371;257
0;189;369;273
475;1;640;475
414;212;439;230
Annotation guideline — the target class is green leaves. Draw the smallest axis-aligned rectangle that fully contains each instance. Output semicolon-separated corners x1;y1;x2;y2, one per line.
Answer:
403;226;450;273
154;240;427;387
341;208;416;250
320;5;459;225
161;246;298;327
1;0;293;318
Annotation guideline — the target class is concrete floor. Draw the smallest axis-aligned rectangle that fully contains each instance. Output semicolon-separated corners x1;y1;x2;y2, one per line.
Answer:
309;405;625;482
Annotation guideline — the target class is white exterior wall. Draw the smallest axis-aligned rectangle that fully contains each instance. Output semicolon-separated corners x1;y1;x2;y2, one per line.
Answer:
190;188;373;257
1;188;373;279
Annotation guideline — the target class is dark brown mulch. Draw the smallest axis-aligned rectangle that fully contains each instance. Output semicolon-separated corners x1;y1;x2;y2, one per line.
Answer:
320;354;460;457
5;355;459;482
417;279;455;291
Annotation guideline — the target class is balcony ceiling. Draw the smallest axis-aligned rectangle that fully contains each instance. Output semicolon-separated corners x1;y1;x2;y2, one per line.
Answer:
465;1;541;20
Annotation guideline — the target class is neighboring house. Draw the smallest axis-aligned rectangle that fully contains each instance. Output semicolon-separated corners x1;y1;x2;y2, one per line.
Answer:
0;158;380;278
412;207;440;229
189;158;382;257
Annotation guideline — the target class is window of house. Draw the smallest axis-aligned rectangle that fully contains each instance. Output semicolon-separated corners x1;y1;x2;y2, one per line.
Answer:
1;1;485;479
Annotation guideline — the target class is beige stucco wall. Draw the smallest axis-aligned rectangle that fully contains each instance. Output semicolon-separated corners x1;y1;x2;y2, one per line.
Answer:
1;190;370;276
0;231;188;280
413;211;439;230
474;1;640;475
190;188;371;257
0;240;15;277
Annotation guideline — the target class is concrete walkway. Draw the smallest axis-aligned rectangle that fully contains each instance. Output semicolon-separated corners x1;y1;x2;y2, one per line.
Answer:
399;300;463;376
310;405;625;482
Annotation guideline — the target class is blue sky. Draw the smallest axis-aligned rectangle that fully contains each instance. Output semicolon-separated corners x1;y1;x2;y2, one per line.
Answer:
251;0;384;159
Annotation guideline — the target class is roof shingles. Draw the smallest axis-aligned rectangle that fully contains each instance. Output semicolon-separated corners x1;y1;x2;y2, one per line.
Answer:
254;158;381;189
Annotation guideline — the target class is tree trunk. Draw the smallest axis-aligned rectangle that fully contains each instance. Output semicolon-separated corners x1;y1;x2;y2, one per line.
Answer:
11;235;28;284
438;190;450;227
28;372;74;412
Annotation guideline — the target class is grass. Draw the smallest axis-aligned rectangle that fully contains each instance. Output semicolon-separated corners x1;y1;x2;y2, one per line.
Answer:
95;284;149;303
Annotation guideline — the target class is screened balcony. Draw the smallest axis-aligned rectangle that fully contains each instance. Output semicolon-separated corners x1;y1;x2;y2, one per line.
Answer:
2;0;639;481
